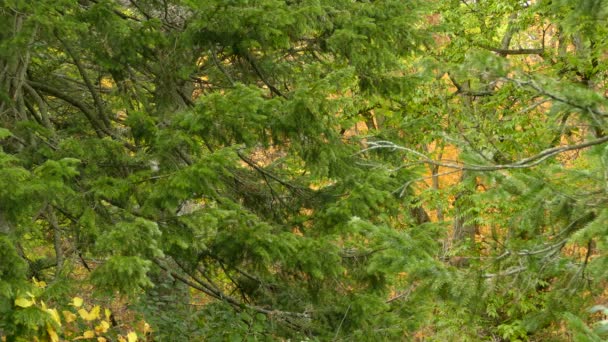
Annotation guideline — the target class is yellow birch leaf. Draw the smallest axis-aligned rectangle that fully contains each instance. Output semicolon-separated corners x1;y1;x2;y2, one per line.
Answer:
95;320;110;334
63;310;77;323
127;331;137;342
33;277;47;288
78;308;88;320
83;330;96;338
104;308;112;321
14;297;34;308
46;325;59;342
98;338;107;342
79;305;101;321
47;308;61;325
72;297;84;307
117;336;127;342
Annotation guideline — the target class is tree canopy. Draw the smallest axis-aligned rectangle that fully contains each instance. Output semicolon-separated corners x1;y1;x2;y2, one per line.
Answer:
1;0;607;341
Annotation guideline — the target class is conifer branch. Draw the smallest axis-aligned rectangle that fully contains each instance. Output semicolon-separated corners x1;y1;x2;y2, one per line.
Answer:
154;258;311;320
28;80;106;138
55;32;112;129
505;77;608;118
242;51;286;98
236;149;304;192
27;80;137;151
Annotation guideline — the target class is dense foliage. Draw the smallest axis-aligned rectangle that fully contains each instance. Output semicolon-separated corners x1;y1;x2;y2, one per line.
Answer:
0;0;607;341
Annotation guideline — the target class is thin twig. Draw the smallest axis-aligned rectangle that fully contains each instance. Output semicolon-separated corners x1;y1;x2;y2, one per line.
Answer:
333;304;351;341
362;135;608;172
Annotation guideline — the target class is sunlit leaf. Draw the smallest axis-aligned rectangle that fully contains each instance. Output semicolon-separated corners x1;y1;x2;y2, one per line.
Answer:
32;278;47;288
83;330;96;338
63;310;77;323
47;326;59;342
127;331;137;342
95;320;110;334
47;308;61;325
79;306;101;321
14;297;34;308
72;297;84;307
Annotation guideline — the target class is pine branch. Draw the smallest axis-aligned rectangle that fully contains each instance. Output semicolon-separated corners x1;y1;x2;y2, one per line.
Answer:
506;77;608;118
55;32;112;129
28;80;106;138
241;51;285;98
154;258;310;320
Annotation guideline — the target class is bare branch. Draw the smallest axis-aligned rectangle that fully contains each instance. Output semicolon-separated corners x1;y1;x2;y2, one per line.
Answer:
482;266;526;279
46;207;63;277
478;44;545;56
363;135;608;172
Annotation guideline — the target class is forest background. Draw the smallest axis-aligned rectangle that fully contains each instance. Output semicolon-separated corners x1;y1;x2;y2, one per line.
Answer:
1;0;607;341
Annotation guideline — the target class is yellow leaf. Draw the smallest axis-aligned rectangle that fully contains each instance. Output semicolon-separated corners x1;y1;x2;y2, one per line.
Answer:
83;330;96;338
104;308;112;321
14;297;34;308
72;297;84;307
95;320;110;334
117;337;127;342
98;338;107;342
127;331;137;342
33;277;47;288
63;310;77;323
79;305;100;321
47;325;59;342
47;308;61;325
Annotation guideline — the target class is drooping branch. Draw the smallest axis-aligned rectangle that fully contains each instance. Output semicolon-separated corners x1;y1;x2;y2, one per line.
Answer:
241;51;286;98
506;77;608;118
236;149;304;193
55;32;111;129
153;258;310;320
27;80;137;151
28;80;106;138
